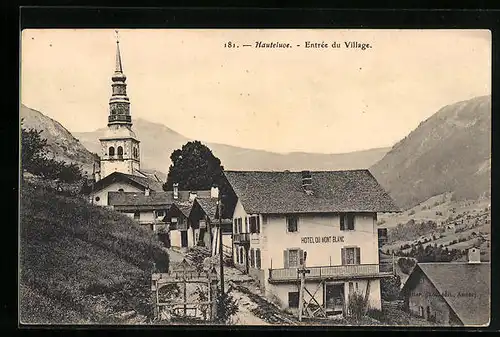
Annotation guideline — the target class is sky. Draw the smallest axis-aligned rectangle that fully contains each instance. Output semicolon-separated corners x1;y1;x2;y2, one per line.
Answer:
20;29;491;154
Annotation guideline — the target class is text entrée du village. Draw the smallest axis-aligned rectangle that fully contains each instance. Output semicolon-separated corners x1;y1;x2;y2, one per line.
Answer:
224;41;372;50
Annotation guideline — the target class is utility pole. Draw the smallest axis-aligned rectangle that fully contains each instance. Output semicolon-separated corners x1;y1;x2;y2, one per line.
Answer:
218;194;224;297
298;251;309;322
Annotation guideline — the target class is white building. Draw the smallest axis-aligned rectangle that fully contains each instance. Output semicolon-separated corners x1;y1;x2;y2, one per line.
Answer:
224;169;400;317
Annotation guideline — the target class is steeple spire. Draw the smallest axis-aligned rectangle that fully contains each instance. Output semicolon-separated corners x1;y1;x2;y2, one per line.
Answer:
108;31;131;127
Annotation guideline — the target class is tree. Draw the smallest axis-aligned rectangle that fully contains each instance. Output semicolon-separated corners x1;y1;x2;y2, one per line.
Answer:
163;141;236;218
21;119;48;175
21;120;83;184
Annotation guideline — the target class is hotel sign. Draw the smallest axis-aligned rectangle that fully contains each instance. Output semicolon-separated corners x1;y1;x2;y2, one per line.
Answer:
301;235;345;244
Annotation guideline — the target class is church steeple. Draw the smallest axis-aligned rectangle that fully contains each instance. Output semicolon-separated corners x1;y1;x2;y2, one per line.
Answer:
108;31;132;127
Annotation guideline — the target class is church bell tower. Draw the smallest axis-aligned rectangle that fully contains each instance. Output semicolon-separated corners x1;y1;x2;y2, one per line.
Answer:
99;33;141;179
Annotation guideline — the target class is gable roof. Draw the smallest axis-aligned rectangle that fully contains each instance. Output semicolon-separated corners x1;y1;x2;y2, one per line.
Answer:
108;191;173;211
224;170;400;214
167;201;194;218
108;189;213;210
194;197;219;222
90;171;164;193
402;262;491;326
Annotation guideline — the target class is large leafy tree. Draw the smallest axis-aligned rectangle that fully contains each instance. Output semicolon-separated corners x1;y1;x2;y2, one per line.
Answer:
163;141;236;218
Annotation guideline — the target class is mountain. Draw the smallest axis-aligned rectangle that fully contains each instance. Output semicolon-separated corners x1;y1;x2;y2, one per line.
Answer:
74;118;391;173
20;104;97;176
370;95;491;210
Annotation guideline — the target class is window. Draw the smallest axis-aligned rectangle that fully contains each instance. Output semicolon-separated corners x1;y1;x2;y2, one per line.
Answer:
170;217;178;230
255;249;261;269
118;188;124;192
340;213;355;231
108;146;115;156
249;216;261;234
349;282;354;295
156;210;165;218
355;282;359;291
288;292;299;308
238;218;243;234
341;247;361;265
150;224;154;231
117;146;123;156
286;216;298;233
239;247;244;265
95;196;100;202
250;248;255;267
233;219;238;234
284;249;301;268
134;212;140;220
133;147;138;159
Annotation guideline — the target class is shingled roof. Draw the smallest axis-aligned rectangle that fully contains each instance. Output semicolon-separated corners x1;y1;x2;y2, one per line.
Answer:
224;169;400;214
108;189;212;211
108;191;173;211
90;171;164;193
194;197;219;222
401;262;491;326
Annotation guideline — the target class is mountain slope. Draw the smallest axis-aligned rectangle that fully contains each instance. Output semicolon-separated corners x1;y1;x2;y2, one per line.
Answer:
20;104;97;175
19;179;169;324
74;118;390;172
370;95;491;210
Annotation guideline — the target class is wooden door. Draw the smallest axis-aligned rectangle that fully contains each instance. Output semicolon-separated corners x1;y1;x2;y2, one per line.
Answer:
181;230;188;248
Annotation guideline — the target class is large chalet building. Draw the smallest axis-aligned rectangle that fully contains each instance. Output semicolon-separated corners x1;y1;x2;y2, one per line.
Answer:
224;169;400;316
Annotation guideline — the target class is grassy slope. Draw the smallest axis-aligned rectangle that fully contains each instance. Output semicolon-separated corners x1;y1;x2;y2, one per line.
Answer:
19;180;169;324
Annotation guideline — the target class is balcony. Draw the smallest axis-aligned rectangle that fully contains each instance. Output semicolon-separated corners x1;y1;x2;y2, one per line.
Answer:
268;263;394;283
108;114;132;123
233;233;250;244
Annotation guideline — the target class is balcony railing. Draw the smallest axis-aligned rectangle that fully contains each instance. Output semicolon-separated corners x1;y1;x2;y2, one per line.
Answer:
268;263;394;283
233;233;250;243
108;115;132;123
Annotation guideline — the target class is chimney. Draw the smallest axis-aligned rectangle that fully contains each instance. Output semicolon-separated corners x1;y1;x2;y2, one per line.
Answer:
144;187;150;196
173;183;179;199
211;186;219;199
301;170;313;193
189;191;197;202
468;248;481;264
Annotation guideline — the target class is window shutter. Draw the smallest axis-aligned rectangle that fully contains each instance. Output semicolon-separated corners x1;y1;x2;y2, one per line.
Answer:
257;216;261;233
340;214;345;230
298;249;304;266
284;250;289;269
256;249;261;269
341;247;346;265
233;219;237;234
356;247;361;264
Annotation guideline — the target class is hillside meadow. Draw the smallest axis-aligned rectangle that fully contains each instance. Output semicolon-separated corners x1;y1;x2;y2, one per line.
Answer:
19;179;169;324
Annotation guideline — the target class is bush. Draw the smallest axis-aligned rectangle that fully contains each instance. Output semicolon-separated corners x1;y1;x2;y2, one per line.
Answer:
397;257;415;275
366;308;386;322
347;292;366;320
214;287;239;324
381;275;401;301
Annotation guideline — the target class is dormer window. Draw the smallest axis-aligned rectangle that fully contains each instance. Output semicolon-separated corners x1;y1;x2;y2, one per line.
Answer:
117;146;123;157
108;146;115;156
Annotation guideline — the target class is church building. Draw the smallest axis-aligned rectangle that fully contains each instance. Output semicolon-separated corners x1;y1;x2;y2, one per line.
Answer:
88;36;164;207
